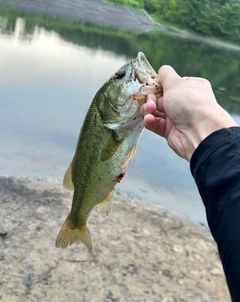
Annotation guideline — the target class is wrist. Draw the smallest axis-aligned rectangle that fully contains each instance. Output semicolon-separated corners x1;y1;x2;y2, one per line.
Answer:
199;106;237;140
187;106;238;161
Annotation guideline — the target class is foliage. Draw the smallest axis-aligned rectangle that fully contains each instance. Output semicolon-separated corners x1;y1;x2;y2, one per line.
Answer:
107;0;240;44
105;0;144;8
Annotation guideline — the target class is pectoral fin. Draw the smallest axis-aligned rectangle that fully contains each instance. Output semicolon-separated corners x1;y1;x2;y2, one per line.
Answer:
100;131;123;161
63;161;74;190
97;190;114;219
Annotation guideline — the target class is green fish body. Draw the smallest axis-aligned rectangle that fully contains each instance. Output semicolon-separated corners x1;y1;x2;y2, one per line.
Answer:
56;52;161;250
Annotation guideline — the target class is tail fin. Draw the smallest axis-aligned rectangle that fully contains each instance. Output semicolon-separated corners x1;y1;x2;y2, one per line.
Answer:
55;216;92;251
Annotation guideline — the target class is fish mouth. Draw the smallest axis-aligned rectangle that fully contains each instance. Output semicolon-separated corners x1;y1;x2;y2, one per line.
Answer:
132;52;162;98
132;52;157;83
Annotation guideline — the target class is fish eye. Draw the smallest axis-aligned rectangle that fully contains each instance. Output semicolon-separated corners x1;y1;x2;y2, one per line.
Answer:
115;70;125;79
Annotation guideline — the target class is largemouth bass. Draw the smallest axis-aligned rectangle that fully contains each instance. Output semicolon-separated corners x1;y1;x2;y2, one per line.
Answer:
56;52;161;250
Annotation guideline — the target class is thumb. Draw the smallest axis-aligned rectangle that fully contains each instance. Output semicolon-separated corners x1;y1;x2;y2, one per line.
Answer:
158;65;182;88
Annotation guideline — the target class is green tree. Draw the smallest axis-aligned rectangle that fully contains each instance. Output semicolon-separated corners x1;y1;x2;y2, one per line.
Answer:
143;0;162;13
106;0;240;44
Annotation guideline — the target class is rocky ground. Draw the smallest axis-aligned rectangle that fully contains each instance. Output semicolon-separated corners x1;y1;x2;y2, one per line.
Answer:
0;176;230;302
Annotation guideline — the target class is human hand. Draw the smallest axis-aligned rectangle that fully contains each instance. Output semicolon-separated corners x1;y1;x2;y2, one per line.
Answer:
141;65;238;161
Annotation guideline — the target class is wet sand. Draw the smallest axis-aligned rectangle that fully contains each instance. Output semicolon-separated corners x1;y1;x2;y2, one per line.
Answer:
0;177;230;301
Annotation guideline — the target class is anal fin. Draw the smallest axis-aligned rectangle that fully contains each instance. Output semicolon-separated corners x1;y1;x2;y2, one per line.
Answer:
97;190;114;219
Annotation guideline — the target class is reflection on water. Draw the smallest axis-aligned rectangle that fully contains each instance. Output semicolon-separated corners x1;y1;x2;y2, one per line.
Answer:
0;17;128;176
1;14;240;224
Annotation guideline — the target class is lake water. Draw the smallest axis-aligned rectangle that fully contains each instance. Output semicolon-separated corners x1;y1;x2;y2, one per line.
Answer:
1;10;240;224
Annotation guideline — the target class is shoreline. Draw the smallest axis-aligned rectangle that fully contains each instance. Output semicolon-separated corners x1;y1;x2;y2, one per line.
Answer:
1;0;239;51
0;176;230;301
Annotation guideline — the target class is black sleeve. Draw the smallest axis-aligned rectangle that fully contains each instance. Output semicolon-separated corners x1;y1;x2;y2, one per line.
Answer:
190;127;240;302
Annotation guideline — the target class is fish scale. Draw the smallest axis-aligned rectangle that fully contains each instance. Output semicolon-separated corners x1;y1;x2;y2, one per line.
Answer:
56;52;162;250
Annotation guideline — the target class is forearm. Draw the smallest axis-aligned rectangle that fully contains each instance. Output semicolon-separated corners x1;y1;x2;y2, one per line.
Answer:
190;127;240;302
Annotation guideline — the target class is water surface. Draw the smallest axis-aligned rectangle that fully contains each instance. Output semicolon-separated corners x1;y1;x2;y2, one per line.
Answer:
1;12;240;224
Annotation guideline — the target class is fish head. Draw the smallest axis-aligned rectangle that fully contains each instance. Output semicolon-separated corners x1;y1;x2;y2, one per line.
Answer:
98;52;162;129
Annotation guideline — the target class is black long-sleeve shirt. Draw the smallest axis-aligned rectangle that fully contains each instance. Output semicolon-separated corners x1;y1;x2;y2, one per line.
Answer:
190;127;240;301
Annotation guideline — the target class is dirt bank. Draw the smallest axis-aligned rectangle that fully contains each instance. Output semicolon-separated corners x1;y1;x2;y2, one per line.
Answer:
0;0;156;32
0;176;230;301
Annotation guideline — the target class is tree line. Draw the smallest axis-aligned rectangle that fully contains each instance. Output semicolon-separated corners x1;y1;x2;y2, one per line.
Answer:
107;0;240;44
